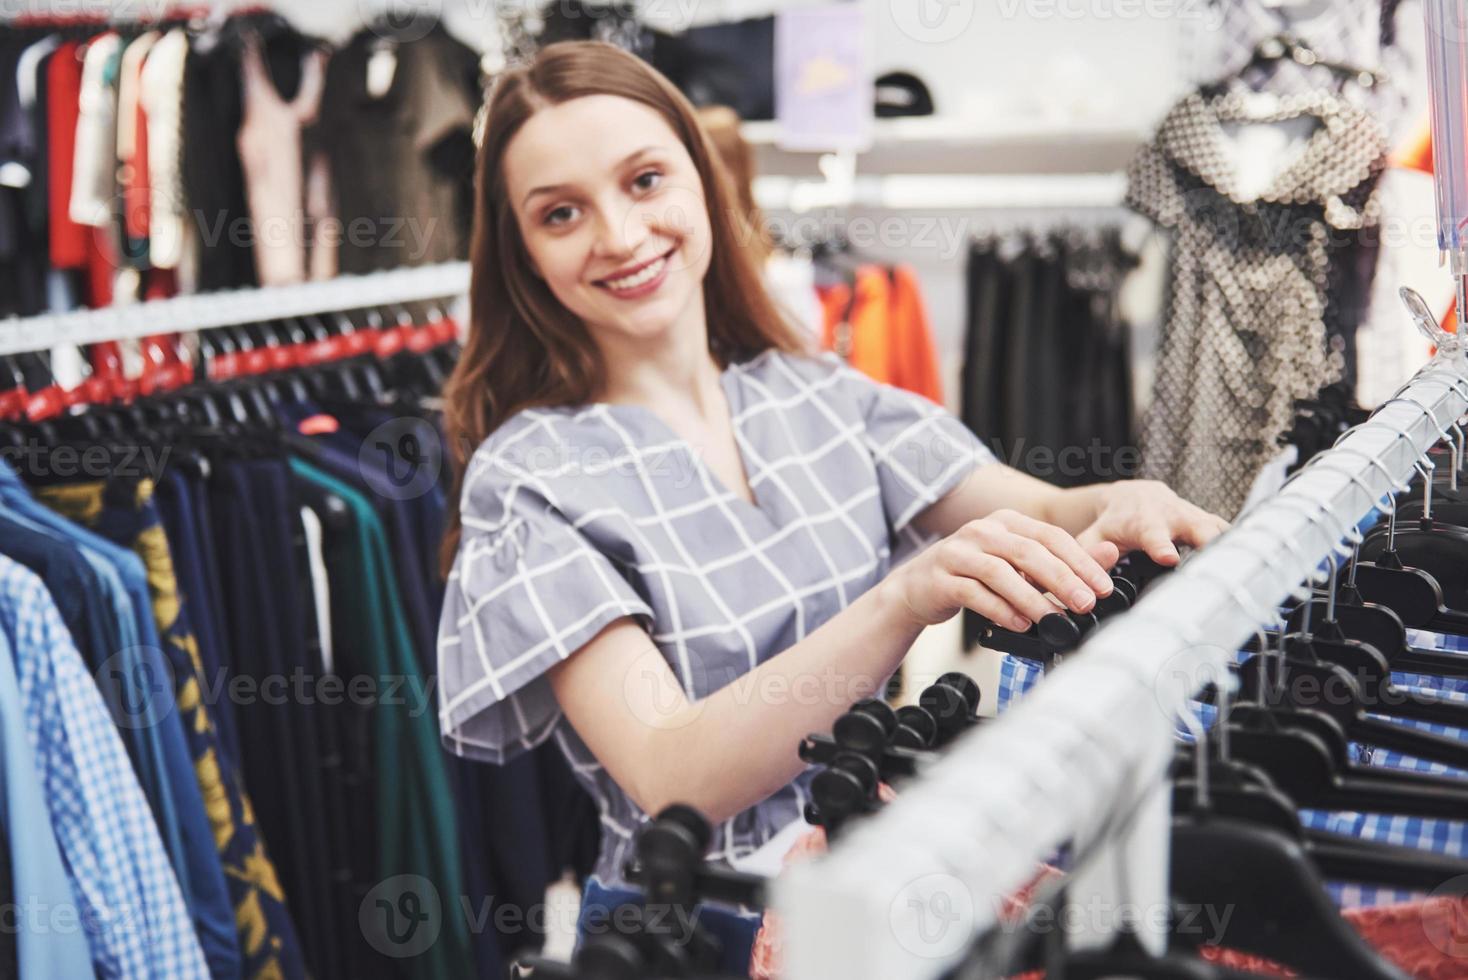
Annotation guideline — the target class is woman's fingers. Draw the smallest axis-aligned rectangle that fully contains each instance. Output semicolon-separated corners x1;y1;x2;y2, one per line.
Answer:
945;539;1069;625
949;575;1035;633
990;510;1114;596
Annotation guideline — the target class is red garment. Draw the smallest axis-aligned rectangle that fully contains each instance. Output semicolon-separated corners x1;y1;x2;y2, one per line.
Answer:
46;41;87;269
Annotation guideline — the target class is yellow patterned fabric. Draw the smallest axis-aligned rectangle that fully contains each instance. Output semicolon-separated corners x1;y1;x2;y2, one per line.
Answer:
38;479;307;980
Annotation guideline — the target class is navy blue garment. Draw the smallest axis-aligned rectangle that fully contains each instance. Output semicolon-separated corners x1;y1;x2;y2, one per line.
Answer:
280;403;571;973
5;466;238;980
281;408;441;672
210;458;338;978
576;877;761;975
0;511;119;675
154;468;241;767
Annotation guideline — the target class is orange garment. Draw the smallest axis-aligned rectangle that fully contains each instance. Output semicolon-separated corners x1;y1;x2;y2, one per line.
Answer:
818;263;944;405
1390;119;1460;335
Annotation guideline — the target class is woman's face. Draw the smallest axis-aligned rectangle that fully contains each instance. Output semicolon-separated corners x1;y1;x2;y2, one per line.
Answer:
503;94;714;351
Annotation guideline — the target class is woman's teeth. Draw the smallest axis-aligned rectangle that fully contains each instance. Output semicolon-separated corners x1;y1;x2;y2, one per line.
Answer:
603;256;666;290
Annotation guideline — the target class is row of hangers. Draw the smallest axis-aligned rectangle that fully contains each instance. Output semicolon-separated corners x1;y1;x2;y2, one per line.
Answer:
1200;30;1389;101
0;297;460;480
510;407;1468;978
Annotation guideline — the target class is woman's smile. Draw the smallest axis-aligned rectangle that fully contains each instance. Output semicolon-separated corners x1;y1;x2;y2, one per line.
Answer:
594;244;677;299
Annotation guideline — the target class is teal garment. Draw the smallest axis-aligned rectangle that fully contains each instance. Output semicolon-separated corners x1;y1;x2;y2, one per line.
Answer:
290;459;472;978
0;624;94;977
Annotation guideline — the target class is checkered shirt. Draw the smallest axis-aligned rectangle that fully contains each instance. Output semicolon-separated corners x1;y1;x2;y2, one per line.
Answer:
997;635;1468;908
437;349;995;886
0;555;208;978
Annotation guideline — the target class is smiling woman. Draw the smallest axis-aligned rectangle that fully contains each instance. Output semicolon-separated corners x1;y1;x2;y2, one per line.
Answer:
435;39;1225;976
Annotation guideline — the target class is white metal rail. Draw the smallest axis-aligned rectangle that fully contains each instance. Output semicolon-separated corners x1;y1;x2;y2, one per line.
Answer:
0;262;470;357
775;345;1468;980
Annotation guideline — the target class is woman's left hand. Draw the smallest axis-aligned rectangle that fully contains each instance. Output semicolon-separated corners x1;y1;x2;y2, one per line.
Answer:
1075;480;1229;567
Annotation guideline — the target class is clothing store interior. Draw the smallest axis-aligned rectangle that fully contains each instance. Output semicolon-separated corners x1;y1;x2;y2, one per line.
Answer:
9;0;1468;978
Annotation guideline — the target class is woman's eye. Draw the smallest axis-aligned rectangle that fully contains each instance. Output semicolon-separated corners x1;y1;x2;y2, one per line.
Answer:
544;205;578;227
633;169;663;193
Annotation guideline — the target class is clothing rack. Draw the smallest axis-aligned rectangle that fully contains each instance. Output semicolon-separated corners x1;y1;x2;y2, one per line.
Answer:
773;344;1468;980
0;261;470;356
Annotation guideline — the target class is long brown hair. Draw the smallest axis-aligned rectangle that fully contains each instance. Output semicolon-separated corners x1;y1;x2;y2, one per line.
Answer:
697;105;773;264
440;41;808;575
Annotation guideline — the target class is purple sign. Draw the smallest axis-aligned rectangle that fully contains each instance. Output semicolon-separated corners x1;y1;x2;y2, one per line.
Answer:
774;4;872;152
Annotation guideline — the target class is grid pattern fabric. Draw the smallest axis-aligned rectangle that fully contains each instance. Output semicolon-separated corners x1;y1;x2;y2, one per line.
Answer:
437;349;995;885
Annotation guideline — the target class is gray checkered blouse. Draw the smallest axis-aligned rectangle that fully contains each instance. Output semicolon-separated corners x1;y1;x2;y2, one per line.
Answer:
437;349;995;886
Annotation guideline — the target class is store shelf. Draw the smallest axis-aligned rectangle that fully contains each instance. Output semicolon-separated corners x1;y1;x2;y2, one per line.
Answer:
744;115;1146;178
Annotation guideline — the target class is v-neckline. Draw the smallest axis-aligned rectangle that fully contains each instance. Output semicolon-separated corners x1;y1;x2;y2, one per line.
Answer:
598;367;773;523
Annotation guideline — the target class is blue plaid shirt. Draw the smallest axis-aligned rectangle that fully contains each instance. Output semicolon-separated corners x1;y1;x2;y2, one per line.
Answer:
992;641;1468;909
0;555;209;979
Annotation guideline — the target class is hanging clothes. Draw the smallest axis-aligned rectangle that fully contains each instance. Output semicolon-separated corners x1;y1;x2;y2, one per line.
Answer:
817;263;944;405
37;477;308;980
316;24;479;273
0;618;89;978
236;36;328;286
1184;0;1419;147
115;30;159;267
0;32;54;316
140;29;189;272
0;463;238;978
959;228;1135;483
181;28;255;293
0;553;211;979
1126;89;1388;518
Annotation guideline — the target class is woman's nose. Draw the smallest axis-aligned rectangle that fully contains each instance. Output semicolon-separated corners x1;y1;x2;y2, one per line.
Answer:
592;202;651;259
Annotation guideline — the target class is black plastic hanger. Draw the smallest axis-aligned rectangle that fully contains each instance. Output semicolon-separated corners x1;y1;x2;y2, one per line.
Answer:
1287;595;1468;680
1169;818;1407;980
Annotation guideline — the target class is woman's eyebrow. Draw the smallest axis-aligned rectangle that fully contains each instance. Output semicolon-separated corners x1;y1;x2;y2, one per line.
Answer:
521;145;664;207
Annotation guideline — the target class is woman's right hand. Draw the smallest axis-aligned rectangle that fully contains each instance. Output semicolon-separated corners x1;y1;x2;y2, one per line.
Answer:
881;509;1118;631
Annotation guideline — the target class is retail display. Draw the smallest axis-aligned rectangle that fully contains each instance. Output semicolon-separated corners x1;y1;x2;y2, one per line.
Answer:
2;2;1463;979
0;269;605;980
0;11;481;315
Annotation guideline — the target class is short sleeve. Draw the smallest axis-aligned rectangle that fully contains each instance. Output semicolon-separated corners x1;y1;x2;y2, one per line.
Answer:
437;452;654;764
833;357;997;536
